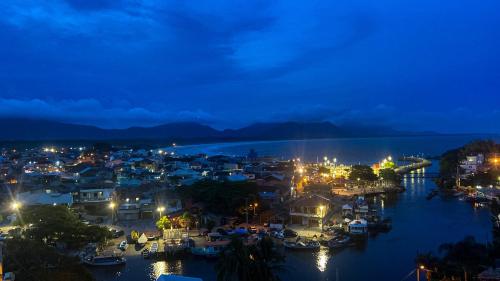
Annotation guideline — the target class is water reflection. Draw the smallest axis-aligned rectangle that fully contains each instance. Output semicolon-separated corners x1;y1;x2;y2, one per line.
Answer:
148;260;183;281
316;248;329;272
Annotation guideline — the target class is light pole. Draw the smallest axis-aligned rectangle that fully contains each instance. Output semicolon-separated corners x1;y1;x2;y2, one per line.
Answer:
109;202;115;224
11;201;21;211
157;206;165;218
319;205;324;231
253;203;258;216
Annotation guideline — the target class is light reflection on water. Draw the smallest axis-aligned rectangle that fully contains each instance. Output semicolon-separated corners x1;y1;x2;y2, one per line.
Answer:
315;248;330;272
148;260;184;281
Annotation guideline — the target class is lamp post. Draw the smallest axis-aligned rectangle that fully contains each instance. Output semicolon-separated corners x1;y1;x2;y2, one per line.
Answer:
319;205;324;231
157;206;165;218
253;203;258;216
11;201;20;211
109;202;115;224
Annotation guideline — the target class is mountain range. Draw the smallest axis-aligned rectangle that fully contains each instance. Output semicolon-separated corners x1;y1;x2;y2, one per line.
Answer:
0;118;435;142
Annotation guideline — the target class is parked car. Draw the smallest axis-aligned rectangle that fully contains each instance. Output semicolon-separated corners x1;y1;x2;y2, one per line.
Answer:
118;241;128;251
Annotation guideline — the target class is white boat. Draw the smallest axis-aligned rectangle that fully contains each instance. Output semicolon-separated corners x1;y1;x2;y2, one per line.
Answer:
150;242;159;254
283;240;320;250
83;255;126;266
348;219;368;236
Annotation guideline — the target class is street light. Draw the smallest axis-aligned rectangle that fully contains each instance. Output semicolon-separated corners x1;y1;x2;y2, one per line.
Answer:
157;206;165;217
319;205;325;231
253;203;258;216
109;202;116;224
11;201;20;211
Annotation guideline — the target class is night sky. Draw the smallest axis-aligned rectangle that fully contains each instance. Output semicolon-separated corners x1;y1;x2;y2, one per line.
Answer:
0;0;499;133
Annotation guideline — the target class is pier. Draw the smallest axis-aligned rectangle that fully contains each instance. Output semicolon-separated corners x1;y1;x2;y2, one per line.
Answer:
395;157;432;174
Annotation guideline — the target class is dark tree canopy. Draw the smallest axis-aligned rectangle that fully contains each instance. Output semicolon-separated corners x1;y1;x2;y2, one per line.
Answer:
4;238;94;281
349;165;378;182
178;180;259;215
19;205;111;248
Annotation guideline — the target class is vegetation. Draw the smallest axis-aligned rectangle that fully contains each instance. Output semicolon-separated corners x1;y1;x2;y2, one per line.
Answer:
178;180;259;215
415;236;494;280
438;140;500;188
18;205;111;249
179;211;194;228
4;238;94;281
216;236;284;281
156;215;172;230
379;168;402;184
349;165;378;182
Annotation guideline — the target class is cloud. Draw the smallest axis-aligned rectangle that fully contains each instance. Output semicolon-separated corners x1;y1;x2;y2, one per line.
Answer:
0;98;217;128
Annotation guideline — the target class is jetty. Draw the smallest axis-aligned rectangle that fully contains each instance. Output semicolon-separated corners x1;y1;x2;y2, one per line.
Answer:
395;157;432;174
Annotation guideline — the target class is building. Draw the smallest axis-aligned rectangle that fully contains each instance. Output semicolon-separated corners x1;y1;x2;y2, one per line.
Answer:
289;194;331;227
17;189;73;207
460;154;485;175
78;188;114;203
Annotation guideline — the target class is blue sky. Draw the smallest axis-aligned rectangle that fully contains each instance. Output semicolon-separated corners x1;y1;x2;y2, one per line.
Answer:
0;0;499;133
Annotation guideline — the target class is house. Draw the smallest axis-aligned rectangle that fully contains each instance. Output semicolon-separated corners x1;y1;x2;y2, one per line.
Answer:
460;154;485;175
17;189;73;207
78;188;114;203
289;194;331;227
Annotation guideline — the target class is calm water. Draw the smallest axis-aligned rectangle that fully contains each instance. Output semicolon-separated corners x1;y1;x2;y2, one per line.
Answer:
94;135;498;281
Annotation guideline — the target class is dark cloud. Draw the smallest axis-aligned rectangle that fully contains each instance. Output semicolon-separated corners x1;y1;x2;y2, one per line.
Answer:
0;0;498;133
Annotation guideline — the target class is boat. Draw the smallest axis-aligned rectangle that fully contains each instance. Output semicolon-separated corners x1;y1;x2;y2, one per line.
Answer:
327;236;351;249
190;240;229;258
283;240;320;250
83;255;126;266
348;219;368;238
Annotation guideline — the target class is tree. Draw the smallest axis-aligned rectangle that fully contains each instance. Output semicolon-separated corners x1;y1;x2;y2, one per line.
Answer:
415;236;493;280
216;236;284;281
156;216;172;230
19;205;111;249
379;168;401;184
4;238;94;281
179;211;193;228
349;165;378;182
178;180;259;215
131;230;140;241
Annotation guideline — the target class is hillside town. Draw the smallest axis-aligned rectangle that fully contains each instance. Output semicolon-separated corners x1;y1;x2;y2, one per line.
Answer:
0;141;499;281
0;143;420;280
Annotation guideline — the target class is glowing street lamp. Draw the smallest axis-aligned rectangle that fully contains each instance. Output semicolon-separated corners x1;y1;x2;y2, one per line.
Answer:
11;201;21;211
252;203;258;216
319;205;325;230
157;206;165;217
109;202;116;223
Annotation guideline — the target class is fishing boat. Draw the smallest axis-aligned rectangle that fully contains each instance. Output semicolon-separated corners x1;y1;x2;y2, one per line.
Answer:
348;219;368;238
327;236;351;249
190;240;229;258
83;254;126;266
283;240;320;251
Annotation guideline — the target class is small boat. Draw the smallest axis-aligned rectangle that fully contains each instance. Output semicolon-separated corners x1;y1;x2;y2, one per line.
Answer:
328;236;351;249
190;240;229;258
452;191;464;197
84;255;126;266
283;240;320;251
142;249;150;258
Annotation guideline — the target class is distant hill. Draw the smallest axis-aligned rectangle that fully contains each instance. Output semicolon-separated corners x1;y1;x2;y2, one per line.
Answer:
0;118;435;142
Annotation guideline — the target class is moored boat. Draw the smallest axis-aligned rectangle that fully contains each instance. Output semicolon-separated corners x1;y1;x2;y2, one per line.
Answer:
283;240;320;251
83;255;126;266
327;236;352;249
